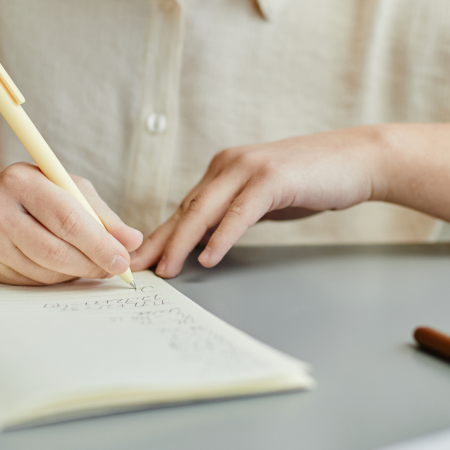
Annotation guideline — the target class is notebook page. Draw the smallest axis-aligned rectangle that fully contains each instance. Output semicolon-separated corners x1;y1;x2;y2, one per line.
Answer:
0;271;312;427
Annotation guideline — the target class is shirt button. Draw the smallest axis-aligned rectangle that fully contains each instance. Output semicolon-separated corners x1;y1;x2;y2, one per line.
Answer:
146;113;167;134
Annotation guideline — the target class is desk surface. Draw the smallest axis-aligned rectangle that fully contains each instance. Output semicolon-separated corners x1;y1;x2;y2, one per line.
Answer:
2;244;450;450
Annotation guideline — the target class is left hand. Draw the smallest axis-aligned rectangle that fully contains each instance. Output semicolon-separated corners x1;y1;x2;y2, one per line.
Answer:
130;126;388;278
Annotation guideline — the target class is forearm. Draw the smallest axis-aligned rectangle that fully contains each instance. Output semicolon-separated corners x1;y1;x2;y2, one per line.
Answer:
375;123;450;222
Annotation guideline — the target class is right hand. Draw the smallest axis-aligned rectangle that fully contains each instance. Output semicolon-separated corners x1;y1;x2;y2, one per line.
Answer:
0;162;143;286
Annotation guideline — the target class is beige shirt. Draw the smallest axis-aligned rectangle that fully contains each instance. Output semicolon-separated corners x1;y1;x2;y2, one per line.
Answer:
0;0;449;245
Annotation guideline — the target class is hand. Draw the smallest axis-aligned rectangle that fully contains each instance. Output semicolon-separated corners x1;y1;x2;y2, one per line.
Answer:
0;162;143;285
131;126;388;277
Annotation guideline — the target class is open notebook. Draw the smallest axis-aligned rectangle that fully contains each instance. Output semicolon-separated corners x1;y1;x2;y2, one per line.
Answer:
0;271;313;429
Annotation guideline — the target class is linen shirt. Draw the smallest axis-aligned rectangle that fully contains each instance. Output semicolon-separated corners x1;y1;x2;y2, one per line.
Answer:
0;0;449;244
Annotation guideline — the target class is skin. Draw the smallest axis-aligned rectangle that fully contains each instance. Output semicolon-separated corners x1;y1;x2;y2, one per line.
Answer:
2;123;450;285
0;162;142;285
129;123;450;278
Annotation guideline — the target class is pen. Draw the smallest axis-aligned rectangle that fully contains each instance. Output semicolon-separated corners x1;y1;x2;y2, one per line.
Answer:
0;63;136;289
414;326;450;360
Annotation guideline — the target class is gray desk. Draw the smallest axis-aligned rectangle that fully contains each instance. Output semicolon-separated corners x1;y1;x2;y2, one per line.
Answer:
2;244;450;450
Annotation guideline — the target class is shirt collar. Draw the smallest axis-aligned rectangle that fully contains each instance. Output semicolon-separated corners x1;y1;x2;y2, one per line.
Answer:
256;0;289;21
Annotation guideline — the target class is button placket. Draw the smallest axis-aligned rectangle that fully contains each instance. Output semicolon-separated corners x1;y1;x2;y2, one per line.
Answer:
121;1;185;235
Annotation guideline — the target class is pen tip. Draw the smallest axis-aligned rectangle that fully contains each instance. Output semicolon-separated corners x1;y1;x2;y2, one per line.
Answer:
130;281;137;290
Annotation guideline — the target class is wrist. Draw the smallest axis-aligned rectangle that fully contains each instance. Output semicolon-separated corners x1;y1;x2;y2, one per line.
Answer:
353;124;393;203
369;123;450;219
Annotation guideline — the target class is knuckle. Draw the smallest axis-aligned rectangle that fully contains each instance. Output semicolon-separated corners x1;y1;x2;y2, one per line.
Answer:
211;149;229;166
1;162;35;191
186;197;202;215
213;147;241;165
59;210;83;240
181;192;206;216
45;242;69;267
237;151;257;168
227;203;245;220
180;200;190;215
258;161;282;180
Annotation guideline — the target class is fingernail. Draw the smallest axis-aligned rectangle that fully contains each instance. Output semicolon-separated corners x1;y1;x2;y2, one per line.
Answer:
198;246;211;264
156;258;166;276
109;255;129;275
129;251;137;260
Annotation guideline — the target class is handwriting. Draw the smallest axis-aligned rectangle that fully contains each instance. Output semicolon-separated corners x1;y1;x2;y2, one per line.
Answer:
39;283;269;375
43;294;167;311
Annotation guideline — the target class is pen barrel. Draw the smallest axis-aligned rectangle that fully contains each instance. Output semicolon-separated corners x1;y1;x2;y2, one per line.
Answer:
0;84;101;224
0;82;133;285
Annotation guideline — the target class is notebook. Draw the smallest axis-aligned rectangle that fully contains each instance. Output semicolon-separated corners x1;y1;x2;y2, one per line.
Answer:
0;270;313;430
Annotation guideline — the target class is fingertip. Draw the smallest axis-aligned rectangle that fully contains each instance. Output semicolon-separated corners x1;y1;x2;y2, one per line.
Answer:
128;227;144;249
198;252;222;268
128;239;161;271
155;256;182;279
198;246;213;267
155;257;166;277
198;259;215;269
121;227;143;252
106;221;143;252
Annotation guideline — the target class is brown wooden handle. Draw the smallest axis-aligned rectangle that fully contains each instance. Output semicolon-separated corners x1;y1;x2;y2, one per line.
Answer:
414;326;450;359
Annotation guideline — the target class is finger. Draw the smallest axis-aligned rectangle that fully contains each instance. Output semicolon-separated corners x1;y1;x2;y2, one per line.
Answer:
72;176;143;252
0;237;91;284
131;171;238;271
130;211;180;271
17;169;131;275
198;181;273;268
155;176;247;278
7;210;109;278
0;262;46;286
